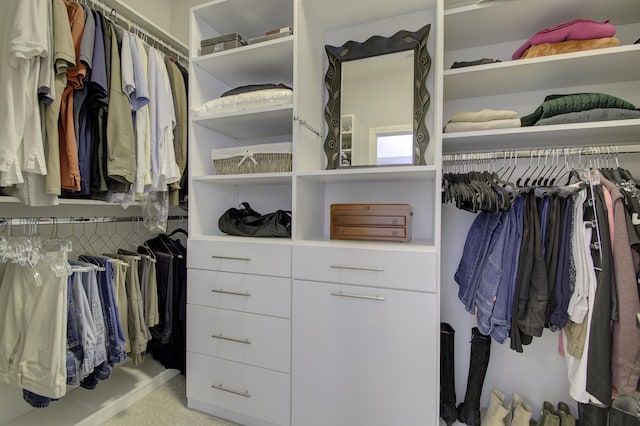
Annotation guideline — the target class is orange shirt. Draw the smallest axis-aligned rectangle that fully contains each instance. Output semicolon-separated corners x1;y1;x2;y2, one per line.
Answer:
58;0;86;191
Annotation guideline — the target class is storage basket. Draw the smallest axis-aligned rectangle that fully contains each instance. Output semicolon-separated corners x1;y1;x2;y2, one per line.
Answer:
211;142;292;175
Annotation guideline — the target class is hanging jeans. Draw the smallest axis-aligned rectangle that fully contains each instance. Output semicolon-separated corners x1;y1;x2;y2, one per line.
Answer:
79;255;127;366
489;196;524;343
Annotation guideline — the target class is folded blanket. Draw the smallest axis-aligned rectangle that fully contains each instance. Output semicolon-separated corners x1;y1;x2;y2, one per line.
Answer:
448;109;519;123
513;18;616;60
521;37;620;59
534;108;640;126
521;93;636;127
444;119;521;132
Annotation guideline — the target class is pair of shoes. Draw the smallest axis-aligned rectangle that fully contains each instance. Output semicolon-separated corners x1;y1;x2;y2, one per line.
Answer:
539;401;575;426
439;325;492;426
479;391;534;426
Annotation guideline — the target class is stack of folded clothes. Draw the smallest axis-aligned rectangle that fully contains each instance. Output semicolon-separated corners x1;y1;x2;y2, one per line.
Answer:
520;93;640;127
443;109;520;132
513;18;619;60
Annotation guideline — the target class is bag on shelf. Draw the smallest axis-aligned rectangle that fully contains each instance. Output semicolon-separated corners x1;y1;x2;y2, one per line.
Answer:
218;202;291;238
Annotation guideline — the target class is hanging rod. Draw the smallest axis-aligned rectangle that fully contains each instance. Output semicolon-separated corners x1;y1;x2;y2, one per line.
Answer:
0;215;187;227
293;116;323;138
442;144;640;162
76;0;189;61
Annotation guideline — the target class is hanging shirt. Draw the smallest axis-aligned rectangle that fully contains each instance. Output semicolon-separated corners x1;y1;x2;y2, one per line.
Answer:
44;0;75;195
136;36;153;190
0;0;50;187
58;0;86;192
147;47;179;191
105;23;136;189
165;58;187;206
10;0;60;206
129;34;151;196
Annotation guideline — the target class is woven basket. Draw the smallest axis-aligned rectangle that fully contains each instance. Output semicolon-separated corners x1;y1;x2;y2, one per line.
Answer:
212;142;292;175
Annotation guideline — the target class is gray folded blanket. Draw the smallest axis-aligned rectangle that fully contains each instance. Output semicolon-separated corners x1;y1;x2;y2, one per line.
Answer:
521;93;637;126
534;108;640;126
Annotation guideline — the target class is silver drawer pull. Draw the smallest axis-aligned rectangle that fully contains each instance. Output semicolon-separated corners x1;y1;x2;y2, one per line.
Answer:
211;333;251;344
331;291;385;301
211;383;251;398
330;264;384;272
211;288;251;297
211;255;251;261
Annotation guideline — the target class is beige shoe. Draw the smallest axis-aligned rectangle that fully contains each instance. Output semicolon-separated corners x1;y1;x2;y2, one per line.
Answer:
481;389;510;426
510;394;534;426
539;401;560;426
556;402;575;426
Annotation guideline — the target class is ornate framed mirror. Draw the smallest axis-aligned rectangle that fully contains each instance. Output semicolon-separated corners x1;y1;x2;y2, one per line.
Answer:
323;24;431;169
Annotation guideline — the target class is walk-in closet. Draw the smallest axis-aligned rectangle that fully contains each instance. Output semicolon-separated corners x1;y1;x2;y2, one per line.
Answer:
2;0;640;425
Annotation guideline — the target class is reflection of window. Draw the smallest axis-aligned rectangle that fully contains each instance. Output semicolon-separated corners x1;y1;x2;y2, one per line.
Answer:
369;126;413;165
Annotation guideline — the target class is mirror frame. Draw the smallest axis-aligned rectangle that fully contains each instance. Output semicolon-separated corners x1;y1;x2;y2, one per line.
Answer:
323;24;431;170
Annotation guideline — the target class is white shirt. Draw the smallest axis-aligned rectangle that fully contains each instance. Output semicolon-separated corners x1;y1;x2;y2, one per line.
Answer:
147;47;179;191
0;0;49;187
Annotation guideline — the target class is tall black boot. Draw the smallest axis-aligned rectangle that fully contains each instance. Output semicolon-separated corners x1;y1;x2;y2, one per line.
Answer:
577;402;609;426
440;323;458;425
457;327;491;426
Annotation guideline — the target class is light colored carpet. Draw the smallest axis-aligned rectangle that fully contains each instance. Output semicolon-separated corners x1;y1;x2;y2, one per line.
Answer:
101;374;239;426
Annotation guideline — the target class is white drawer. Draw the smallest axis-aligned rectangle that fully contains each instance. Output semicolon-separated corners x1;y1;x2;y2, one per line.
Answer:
292;245;436;292
188;239;291;277
188;269;291;318
187;304;290;373
187;352;290;426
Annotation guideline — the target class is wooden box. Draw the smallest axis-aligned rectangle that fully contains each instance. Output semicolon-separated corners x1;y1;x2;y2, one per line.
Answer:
330;204;412;243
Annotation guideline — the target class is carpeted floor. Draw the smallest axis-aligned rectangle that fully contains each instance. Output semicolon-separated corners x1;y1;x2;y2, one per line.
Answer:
101;374;239;426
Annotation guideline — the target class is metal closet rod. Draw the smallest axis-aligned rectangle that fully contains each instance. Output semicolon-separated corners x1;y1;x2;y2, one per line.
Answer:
443;144;640;161
0;215;187;226
75;0;188;61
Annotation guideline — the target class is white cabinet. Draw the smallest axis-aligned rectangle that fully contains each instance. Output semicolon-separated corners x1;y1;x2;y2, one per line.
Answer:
292;280;439;426
189;0;441;425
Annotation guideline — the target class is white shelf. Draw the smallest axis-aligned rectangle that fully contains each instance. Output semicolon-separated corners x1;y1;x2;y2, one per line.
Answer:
188;234;292;245
297;165;437;183
192;36;294;88
303;0;435;30
293;238;436;251
7;359;178;426
442;119;640;153
192;172;293;185
0;196;139;207
191;0;293;40
193;104;293;139
444;45;640;100
444;0;637;51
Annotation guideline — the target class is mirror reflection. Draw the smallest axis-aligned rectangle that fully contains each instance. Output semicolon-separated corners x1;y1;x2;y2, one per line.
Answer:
340;52;414;167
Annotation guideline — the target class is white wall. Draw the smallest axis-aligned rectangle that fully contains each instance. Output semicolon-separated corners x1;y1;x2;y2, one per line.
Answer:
121;0;208;46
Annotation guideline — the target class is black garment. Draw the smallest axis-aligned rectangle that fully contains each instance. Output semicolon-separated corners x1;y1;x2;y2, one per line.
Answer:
516;190;549;340
549;196;574;329
585;185;614;406
143;234;187;374
511;191;533;353
450;58;501;69
542;194;562;323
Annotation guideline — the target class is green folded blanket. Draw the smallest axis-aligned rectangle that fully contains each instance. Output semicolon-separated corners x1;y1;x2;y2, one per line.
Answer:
521;93;637;126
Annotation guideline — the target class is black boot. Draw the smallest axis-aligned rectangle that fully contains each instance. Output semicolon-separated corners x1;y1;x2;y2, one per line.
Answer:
609;396;640;426
457;327;491;426
577;402;609;426
440;323;458;425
